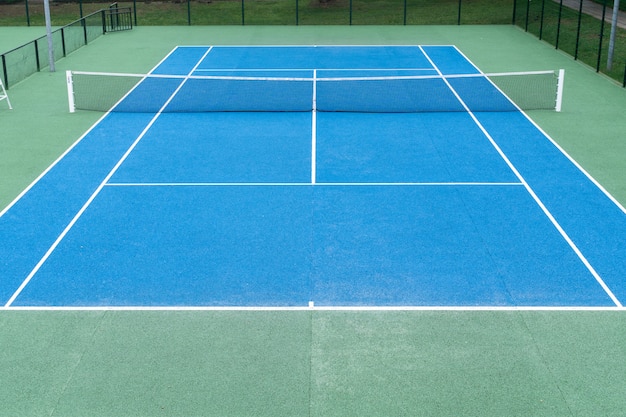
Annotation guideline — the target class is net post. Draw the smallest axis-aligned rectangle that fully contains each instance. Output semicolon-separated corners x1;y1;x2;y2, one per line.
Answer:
66;70;76;113
555;69;565;112
0;77;12;110
1;54;8;90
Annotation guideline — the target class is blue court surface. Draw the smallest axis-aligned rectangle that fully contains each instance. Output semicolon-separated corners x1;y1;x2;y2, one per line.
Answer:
2;45;626;309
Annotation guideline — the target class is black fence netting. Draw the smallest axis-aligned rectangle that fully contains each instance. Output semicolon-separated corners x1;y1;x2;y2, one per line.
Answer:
1;6;131;89
2;0;625;88
514;0;626;87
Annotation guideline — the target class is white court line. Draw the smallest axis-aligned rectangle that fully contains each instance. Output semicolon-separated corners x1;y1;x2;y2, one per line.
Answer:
311;69;317;184
193;67;437;72
104;182;524;187
2;305;625;312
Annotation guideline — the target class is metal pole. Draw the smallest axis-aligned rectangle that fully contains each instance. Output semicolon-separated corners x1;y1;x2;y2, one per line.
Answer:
25;0;30;26
597;0;608;72
512;0;518;25
349;0;352;25
2;55;8;89
539;0;546;40
607;0;621;70
403;0;407;25
556;0;564;49
525;0;530;31
43;0;55;72
574;0;584;60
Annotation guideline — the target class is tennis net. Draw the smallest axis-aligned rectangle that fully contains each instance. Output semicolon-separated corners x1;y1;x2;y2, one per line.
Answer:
66;69;564;113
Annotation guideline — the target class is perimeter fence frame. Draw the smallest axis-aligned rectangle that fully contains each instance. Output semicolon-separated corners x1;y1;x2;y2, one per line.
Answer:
4;0;626;88
513;0;626;87
0;6;132;90
13;0;514;27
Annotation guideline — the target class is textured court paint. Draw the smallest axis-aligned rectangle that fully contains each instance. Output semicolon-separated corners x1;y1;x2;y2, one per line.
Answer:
316;112;517;183
14;185;314;306
311;185;613;306
11;183;614;307
110;113;313;183
0;113;155;304
151;46;211;75
474;111;626;303
4;310;624;417
0;311;312;417
310;311;572;416
196;45;431;70
421;45;480;75
2;25;626;417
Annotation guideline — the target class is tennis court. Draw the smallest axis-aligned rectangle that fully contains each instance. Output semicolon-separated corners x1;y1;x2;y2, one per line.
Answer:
2;44;625;309
1;26;626;416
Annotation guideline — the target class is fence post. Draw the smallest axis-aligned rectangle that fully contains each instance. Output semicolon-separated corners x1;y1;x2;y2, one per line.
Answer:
596;0;608;72
457;0;462;25
349;0;353;25
82;15;88;44
574;0;583;59
25;0;30;26
110;2;119;29
403;0;407;25
512;0;517;25
296;0;299;25
539;0;546;40
556;0;563;49
525;0;530;31
608;0;621;70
